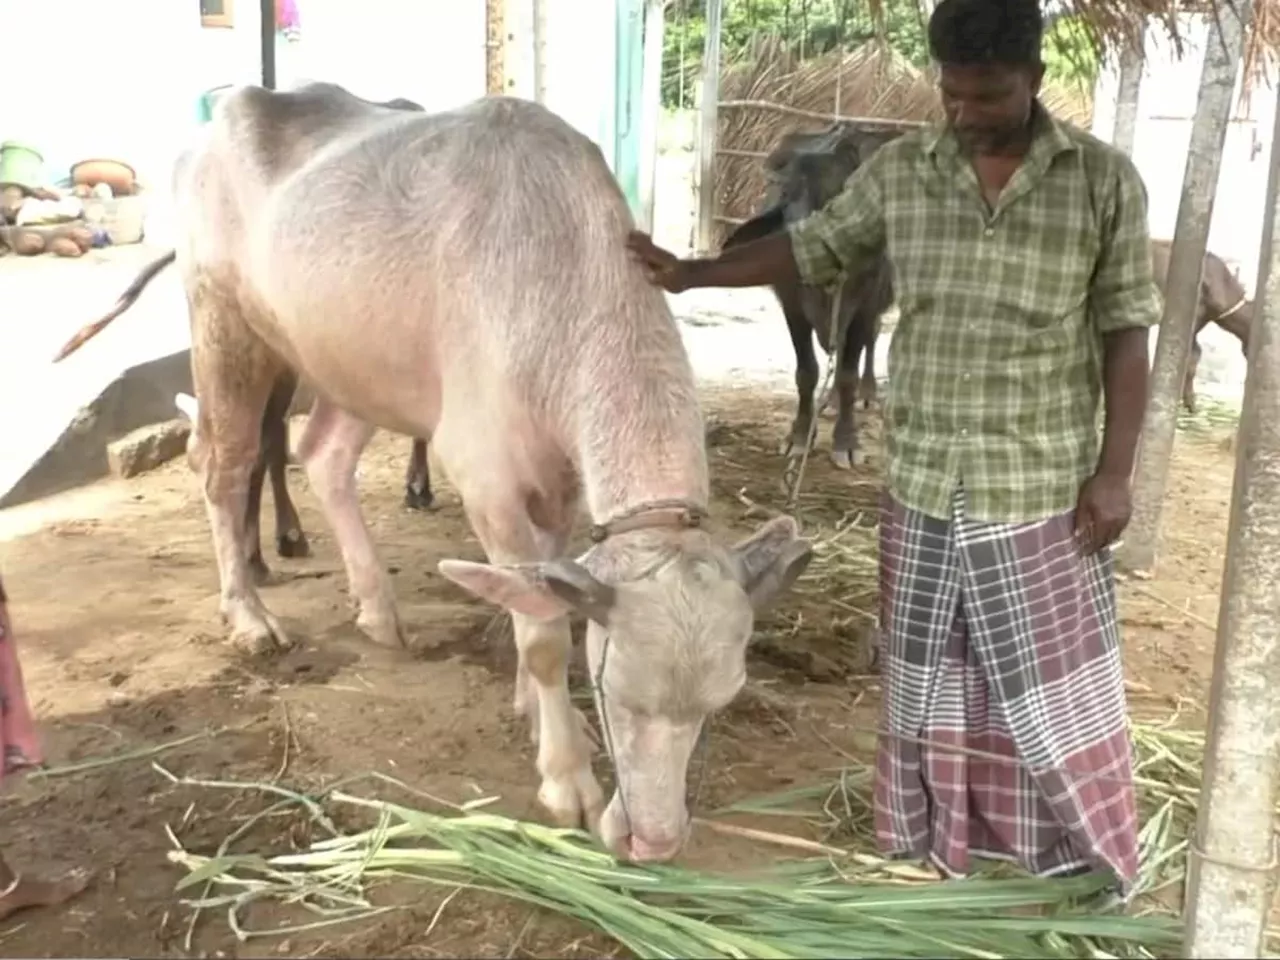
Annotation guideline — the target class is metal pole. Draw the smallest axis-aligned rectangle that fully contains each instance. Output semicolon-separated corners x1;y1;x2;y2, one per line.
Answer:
259;0;277;89
694;0;723;255
1183;65;1280;960
1118;2;1252;574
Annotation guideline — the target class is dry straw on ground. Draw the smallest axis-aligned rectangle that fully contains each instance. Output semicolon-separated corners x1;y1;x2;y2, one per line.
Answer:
711;39;1094;247
701;391;883;680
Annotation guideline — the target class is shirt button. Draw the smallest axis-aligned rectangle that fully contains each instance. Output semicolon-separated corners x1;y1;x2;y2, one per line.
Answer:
960;427;969;436
962;372;971;381
983;227;994;238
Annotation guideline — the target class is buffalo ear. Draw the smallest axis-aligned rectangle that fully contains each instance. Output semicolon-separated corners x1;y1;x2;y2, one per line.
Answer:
438;557;615;625
729;515;814;611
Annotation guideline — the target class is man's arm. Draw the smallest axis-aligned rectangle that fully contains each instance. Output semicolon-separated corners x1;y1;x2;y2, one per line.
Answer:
668;231;800;290
628;151;889;293
1090;158;1162;481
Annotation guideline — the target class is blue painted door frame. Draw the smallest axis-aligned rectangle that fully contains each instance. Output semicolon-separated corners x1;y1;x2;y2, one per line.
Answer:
613;0;646;218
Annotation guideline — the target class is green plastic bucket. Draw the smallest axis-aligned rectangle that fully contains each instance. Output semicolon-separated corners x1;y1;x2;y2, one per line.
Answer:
0;140;43;188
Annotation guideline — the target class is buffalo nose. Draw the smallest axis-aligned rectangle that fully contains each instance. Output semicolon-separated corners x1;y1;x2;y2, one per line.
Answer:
625;832;685;863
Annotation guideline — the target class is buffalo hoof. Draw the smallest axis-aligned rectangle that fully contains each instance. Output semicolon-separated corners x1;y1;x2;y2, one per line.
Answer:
780;436;811;459
224;604;294;656
830;448;854;470
404;486;435;511
538;768;606;833
356;607;410;650
276;528;310;559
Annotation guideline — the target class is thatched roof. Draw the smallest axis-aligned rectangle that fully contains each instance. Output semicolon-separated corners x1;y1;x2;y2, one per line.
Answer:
922;0;1274;74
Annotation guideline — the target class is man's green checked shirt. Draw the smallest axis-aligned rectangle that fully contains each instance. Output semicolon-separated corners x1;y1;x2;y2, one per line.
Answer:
789;106;1162;523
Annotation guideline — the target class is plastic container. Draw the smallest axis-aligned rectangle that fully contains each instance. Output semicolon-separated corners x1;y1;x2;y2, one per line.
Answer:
0;141;44;189
70;158;136;195
197;85;235;125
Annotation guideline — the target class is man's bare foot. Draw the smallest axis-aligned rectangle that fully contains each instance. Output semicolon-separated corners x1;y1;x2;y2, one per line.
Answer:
0;868;92;922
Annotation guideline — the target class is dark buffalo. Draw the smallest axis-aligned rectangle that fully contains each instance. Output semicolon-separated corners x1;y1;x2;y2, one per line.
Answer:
722;123;902;469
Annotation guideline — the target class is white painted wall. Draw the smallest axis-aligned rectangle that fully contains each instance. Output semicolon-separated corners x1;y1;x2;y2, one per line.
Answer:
497;0;620;162
0;0;619;208
1093;14;1277;296
0;0;206;191
287;1;485;112
541;0;619;152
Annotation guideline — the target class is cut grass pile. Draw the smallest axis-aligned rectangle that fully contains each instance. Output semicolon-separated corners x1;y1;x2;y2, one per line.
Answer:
159;719;1231;958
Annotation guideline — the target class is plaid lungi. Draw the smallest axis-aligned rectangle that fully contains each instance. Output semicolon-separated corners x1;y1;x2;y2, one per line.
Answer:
874;486;1139;889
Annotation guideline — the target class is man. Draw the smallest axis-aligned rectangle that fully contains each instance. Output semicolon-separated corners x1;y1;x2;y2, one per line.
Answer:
628;0;1156;892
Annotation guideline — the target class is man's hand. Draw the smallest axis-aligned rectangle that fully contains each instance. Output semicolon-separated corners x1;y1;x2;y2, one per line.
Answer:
626;231;690;293
1074;471;1132;555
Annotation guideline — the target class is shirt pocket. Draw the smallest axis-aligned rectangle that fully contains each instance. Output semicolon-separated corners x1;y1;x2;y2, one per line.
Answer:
992;220;1099;334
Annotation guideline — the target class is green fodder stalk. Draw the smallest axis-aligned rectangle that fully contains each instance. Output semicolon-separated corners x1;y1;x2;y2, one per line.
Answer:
164;764;1182;958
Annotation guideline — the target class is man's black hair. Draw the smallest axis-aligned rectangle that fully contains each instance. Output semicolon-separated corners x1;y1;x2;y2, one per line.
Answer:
927;0;1044;68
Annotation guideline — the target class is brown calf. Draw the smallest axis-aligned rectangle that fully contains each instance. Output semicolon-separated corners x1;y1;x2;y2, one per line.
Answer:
1148;238;1253;413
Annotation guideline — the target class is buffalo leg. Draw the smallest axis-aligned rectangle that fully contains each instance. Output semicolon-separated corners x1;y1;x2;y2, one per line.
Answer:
188;289;292;654
263;371;310;558
243;373;308;585
1216;308;1251;358
403;438;435;511
442;460;602;833
829;320;862;470
244;441;273;585
780;293;820;459
1182;338;1202;414
296;398;405;649
858;315;880;409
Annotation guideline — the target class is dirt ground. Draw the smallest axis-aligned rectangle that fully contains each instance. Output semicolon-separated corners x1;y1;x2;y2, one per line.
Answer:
0;382;1240;959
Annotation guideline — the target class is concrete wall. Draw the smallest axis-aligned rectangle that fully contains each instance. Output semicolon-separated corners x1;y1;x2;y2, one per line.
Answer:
0;350;194;509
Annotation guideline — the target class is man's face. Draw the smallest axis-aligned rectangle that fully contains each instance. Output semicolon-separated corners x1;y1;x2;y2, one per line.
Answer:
938;62;1042;155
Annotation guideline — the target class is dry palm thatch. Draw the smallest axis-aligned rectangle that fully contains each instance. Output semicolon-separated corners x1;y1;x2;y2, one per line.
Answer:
711;39;1092;247
844;0;1275;73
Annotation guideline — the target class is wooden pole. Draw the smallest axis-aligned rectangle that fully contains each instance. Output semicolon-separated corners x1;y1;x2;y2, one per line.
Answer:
1182;65;1280;960
486;0;506;95
502;0;536;99
1112;34;1145;156
1118;2;1252;574
694;0;723;255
